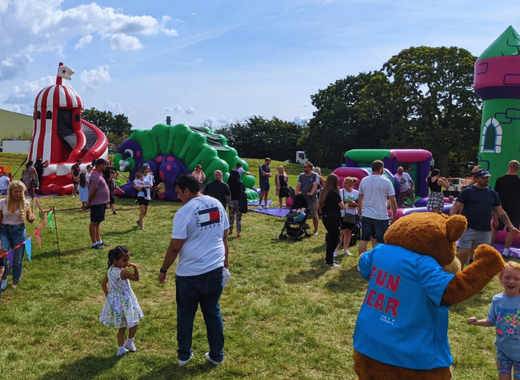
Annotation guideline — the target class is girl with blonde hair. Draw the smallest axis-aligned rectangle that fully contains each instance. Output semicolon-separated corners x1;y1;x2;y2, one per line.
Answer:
0;181;35;290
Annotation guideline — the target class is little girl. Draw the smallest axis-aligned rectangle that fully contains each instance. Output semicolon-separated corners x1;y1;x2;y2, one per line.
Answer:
78;172;89;210
467;261;520;380
100;246;144;356
275;165;289;207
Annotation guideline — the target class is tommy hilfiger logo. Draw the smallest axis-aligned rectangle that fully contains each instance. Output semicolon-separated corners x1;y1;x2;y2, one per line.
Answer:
198;207;221;227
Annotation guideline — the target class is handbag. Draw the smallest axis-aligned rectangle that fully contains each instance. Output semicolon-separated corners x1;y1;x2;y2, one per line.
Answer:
343;213;356;224
238;184;248;213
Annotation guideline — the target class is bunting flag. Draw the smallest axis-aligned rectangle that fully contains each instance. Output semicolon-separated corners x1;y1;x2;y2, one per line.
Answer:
47;210;54;230
35;227;42;248
6;250;14;270
25;238;32;262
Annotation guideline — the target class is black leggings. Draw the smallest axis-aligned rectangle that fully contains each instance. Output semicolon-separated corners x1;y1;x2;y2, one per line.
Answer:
323;215;341;265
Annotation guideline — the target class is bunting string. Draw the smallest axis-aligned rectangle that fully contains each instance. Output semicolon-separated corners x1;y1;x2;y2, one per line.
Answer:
0;195;55;269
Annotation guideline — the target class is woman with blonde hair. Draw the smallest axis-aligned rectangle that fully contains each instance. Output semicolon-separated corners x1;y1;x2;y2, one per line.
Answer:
0;181;35;290
318;174;346;267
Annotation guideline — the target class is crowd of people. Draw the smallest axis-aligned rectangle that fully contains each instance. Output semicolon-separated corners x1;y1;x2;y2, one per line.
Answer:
3;154;520;378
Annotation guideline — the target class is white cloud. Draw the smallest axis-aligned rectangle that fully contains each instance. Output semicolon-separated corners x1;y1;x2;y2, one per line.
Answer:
74;35;93;50
165;105;183;113
105;101;124;114
109;34;143;51
80;65;111;92
195;59;203;63
5;76;54;105
185;107;195;115
0;1;177;81
293;115;310;126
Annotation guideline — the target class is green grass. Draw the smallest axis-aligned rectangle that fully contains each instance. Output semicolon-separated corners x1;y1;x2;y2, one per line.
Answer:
0;153;503;380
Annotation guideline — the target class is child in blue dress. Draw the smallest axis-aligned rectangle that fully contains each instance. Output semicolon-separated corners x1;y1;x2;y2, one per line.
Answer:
78;172;89;210
468;261;520;380
100;246;144;356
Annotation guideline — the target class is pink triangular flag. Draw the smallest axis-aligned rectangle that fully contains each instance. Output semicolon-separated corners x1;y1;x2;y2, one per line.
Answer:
35;226;42;248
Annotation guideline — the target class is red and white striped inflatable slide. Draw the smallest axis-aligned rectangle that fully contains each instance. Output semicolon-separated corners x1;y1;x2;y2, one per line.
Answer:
29;63;108;195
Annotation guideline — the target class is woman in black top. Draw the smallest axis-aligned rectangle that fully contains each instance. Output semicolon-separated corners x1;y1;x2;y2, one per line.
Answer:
318;174;345;267
426;169;449;214
227;170;245;238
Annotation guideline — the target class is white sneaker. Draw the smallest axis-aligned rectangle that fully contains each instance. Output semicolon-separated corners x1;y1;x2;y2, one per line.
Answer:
258;205;262;210
327;262;341;268
333;251;339;258
178;353;194;367
313;231;319;236
117;347;129;356
145;197;151;201
0;279;7;290
344;249;353;256
124;340;136;352
205;352;223;365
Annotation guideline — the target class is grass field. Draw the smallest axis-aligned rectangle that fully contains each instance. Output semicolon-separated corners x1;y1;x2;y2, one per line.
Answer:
0;153;504;380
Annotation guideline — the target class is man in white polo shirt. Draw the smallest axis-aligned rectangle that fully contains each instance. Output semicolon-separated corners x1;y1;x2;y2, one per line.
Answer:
357;160;397;256
159;174;229;367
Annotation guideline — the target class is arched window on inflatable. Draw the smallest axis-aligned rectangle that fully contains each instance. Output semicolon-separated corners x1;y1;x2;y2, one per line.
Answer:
46;110;52;120
481;118;502;154
36;111;40;120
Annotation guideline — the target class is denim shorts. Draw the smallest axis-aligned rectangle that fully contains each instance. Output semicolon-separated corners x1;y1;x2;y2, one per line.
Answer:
361;216;390;243
459;228;491;249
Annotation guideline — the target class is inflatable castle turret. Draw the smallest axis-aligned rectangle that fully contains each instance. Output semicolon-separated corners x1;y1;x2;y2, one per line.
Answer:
474;26;520;187
29;62;108;194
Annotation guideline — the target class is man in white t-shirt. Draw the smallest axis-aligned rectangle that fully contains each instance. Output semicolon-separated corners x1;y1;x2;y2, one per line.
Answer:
159;174;229;367
357;160;397;256
394;165;415;207
0;173;10;195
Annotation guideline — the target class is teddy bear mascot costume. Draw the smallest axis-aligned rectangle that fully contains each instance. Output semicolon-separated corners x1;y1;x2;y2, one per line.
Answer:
353;212;506;380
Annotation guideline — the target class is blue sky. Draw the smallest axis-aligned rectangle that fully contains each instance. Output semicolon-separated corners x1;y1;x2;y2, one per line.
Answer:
1;0;520;130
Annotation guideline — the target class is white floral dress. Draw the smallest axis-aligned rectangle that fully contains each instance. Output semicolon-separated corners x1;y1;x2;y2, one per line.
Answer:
99;266;143;328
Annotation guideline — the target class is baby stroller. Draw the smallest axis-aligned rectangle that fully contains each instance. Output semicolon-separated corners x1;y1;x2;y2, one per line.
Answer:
349;214;362;247
279;194;311;241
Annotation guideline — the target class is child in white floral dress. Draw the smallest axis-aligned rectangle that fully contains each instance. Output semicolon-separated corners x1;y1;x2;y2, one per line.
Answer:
100;246;144;356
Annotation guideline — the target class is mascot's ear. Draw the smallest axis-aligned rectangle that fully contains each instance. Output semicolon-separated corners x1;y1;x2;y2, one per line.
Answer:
446;215;467;243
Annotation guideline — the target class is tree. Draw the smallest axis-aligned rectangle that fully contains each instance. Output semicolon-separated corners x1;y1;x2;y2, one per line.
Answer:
300;46;481;174
214;116;304;161
299;72;384;165
81;107;133;144
379;46;481;175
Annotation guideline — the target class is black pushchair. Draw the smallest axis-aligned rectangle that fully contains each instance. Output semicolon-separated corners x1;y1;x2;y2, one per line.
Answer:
279;194;311;241
349;214;362;247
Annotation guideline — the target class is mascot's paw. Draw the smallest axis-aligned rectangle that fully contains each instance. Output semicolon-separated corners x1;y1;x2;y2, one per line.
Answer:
442;244;505;306
473;244;506;272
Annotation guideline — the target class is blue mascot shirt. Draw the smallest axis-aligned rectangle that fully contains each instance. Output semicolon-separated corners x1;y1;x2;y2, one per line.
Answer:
353;244;455;370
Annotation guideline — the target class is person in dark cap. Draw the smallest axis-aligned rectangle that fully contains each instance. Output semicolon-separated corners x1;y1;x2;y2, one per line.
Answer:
87;158;110;249
450;169;520;267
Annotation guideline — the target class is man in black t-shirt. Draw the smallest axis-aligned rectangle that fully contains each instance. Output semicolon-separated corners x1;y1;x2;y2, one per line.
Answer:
492;160;520;255
203;170;231;209
450;169;520;267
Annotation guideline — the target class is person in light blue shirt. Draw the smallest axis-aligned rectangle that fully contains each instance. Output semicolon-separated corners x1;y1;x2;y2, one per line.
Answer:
354;243;455;370
468;261;520;380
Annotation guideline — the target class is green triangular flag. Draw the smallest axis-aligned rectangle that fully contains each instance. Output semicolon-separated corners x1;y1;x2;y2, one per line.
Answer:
47;210;54;230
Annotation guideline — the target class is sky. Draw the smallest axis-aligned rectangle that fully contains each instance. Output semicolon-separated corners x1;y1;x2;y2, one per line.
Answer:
1;0;520;130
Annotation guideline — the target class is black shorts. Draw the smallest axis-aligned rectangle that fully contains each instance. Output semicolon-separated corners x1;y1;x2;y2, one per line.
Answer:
496;210;520;232
137;197;149;206
341;220;355;231
90;204;106;223
109;194;115;205
260;182;270;192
